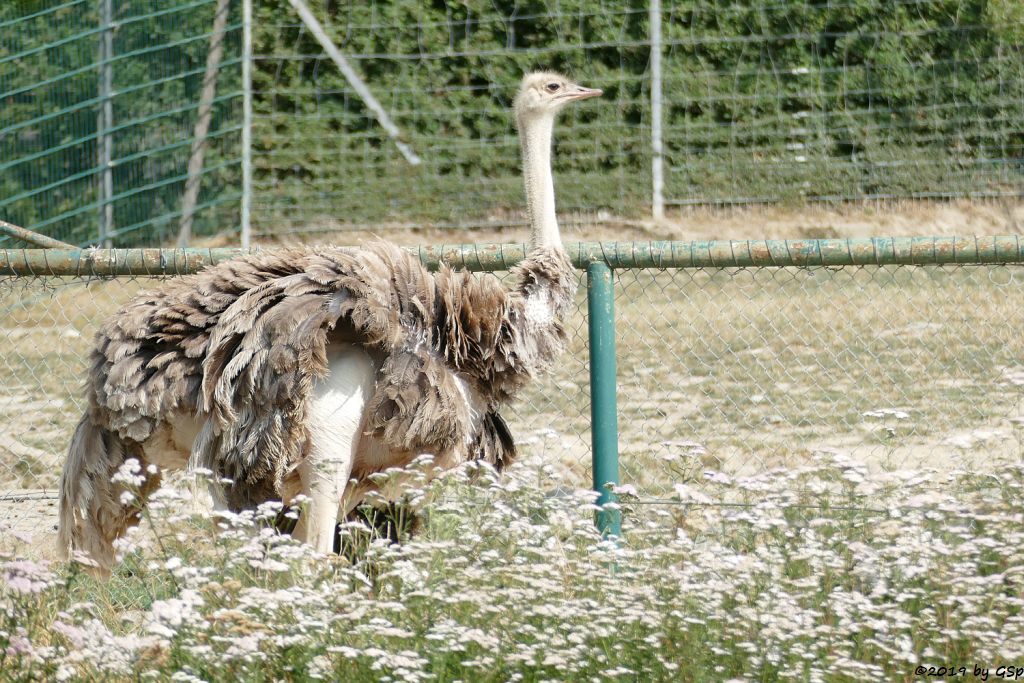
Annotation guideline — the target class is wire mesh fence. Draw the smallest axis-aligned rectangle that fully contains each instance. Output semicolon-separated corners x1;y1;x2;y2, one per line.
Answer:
3;243;1023;532
0;0;244;248
3;1;1022;247
249;0;1024;232
660;0;1024;206
615;264;1024;494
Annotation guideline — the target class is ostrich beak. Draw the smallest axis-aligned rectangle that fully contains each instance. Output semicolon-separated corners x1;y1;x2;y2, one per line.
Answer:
561;84;603;102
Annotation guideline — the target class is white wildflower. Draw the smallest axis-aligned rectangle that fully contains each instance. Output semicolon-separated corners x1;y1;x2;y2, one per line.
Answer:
111;457;146;487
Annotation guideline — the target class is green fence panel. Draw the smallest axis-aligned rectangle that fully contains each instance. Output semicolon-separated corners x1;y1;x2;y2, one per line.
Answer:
4;2;1021;246
0;0;244;248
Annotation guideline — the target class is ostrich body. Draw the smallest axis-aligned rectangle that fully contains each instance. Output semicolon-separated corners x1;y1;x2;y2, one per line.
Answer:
58;73;601;572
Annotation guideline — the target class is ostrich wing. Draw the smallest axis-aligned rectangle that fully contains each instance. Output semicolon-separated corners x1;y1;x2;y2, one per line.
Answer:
87;243;572;510
195;244;512;506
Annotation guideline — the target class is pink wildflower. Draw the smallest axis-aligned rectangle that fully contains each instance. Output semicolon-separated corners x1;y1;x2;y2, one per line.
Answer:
52;621;88;648
1;559;57;594
4;630;33;658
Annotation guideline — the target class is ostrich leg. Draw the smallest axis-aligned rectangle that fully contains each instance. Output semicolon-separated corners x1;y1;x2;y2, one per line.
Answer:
293;345;375;552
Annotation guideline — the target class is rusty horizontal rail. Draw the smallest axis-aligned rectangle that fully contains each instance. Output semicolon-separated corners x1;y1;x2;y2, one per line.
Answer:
2;236;1024;276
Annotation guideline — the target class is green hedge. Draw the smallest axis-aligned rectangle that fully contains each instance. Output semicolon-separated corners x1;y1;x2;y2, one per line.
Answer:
252;0;1022;228
2;1;1021;244
663;0;1024;202
250;0;650;227
0;0;241;247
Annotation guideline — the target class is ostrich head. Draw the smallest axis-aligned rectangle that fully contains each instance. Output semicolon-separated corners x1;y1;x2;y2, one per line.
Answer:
513;71;603;122
513;72;602;249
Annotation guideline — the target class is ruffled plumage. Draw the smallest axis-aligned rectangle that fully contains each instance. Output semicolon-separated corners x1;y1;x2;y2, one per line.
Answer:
60;242;577;555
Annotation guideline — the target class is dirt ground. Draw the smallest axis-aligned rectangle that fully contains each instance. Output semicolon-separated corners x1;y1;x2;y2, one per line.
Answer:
4;199;1023;557
242;198;1024;247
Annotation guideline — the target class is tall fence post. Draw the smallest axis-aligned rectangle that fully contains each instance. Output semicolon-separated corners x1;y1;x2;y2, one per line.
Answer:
177;0;232;247
587;260;621;537
649;0;665;222
97;0;114;248
240;0;253;249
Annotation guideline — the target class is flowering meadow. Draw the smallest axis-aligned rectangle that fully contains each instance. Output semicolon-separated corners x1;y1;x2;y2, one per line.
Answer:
1;450;1022;682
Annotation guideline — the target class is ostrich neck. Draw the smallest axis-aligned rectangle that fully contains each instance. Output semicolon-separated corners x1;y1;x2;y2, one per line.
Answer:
518;114;560;249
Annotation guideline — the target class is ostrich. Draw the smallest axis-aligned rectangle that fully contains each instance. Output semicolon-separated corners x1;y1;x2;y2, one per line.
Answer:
58;72;601;573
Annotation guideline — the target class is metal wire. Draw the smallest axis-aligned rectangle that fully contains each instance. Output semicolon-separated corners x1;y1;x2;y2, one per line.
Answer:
2;256;1023;530
0;0;244;248
248;0;1023;233
3;1;1021;246
1;1;1022;531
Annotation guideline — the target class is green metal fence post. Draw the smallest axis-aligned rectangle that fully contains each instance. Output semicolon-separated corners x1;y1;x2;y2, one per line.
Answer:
587;260;621;537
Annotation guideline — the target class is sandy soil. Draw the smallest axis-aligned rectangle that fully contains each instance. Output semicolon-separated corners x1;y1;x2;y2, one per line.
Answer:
4;199;1023;556
231;198;1024;248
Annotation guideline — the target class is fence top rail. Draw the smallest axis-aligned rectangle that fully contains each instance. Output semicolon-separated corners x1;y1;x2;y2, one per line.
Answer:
2;236;1023;276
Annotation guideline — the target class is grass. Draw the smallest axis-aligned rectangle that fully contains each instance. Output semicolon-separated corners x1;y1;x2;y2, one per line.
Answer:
610;264;1024;489
1;453;1022;681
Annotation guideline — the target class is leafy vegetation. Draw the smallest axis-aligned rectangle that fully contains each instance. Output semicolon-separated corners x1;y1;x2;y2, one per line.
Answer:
0;0;241;247
252;0;1024;225
2;1;1022;242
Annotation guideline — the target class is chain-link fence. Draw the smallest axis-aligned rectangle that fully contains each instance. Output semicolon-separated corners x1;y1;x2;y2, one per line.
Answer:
615;264;1024;490
3;1;1022;247
3;240;1023;532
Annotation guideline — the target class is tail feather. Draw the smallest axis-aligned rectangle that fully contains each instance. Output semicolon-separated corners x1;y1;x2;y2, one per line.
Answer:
58;413;153;576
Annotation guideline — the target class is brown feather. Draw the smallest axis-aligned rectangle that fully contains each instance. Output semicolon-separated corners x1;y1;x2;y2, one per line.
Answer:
61;242;577;570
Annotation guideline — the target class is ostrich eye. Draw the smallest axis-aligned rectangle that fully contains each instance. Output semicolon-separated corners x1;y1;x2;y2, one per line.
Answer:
545;82;561;93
